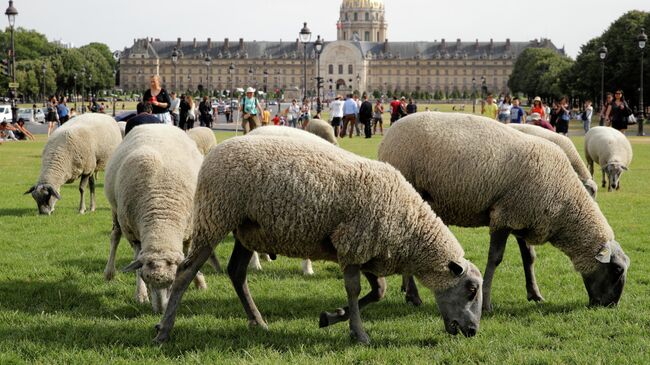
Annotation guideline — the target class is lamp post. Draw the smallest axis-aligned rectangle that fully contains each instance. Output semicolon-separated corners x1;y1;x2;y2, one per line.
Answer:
599;44;608;126
248;66;253;87
480;75;487;99
263;69;268;95
112;69;117;116
5;0;17;124
356;73;360;95
204;54;212;97
73;73;77;111
41;62;46;107
314;35;323;112
80;67;85;114
171;47;179;92
638;28;647;136
88;73;92;110
299;22;312;101
472;77;477;113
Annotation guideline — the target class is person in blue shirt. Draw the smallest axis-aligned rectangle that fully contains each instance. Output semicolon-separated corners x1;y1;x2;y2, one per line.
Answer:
125;102;164;136
341;94;359;138
240;87;264;134
510;97;526;124
56;97;70;125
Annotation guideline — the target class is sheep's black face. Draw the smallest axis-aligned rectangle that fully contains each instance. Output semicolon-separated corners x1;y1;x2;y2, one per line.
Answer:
582;241;629;307
606;164;627;191
25;184;61;215
434;261;483;338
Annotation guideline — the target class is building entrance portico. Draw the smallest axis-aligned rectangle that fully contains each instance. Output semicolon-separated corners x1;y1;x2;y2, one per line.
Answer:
319;40;366;94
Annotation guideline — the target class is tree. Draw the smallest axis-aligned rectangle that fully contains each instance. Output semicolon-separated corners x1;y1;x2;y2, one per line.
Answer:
508;48;574;100
564;11;649;109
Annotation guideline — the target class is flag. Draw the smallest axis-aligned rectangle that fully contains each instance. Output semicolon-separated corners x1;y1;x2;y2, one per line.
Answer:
336;21;343;30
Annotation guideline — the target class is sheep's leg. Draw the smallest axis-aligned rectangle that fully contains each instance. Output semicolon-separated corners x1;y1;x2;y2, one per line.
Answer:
342;265;370;344
302;259;314;275
516;237;544;303
482;230;509;313
88;173;96;212
103;212;121;281
208;251;222;273
249;251;263;271
154;242;214;344
133;242;149;304
78;174;90;214
193;271;208;290
228;239;268;329
400;275;423;306
319;272;386;328
587;157;594;176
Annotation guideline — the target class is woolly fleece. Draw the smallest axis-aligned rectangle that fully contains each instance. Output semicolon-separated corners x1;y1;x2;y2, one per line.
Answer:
187;127;217;155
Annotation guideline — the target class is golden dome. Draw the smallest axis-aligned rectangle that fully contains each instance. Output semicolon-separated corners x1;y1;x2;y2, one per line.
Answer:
341;0;384;9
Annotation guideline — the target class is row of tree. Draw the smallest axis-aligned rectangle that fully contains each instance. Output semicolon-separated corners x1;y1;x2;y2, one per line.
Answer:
0;28;116;102
509;10;649;109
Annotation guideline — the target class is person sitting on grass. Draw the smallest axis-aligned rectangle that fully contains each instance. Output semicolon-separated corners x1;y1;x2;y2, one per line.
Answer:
13;119;35;140
0;121;19;141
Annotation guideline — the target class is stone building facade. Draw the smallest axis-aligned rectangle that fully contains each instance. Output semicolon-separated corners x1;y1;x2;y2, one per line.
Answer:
119;0;563;98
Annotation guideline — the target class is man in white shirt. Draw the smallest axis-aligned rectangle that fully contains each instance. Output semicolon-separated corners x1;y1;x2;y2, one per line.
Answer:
169;92;180;127
286;99;301;128
329;95;344;137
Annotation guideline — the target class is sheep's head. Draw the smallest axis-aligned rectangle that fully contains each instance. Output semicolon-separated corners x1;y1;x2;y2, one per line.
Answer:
429;259;483;338
583;179;598;199
25;184;61;215
122;251;184;289
605;163;628;191
582;240;629;307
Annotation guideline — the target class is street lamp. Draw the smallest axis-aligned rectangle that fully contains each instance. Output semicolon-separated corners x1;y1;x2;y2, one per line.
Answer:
88;73;92;109
73;73;77;111
228;62;235;123
41;62;46;107
80;66;86;114
314;35;323;112
5;0;18;124
599;44;608;126
299;22;312;101
480;75;487;99
112;69;117;116
638;28;647;136
204;54;212;97
171;47;179;92
263;69;268;95
472;77;477;113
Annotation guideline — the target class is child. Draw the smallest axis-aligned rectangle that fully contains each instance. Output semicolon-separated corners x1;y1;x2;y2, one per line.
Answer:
272;114;280;126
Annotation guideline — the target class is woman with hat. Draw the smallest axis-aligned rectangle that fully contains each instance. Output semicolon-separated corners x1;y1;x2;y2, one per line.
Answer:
530;96;545;120
240;87;263;134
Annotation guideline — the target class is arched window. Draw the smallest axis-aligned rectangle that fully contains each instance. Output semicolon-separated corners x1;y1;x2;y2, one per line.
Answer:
348;65;353;74
328;65;334;74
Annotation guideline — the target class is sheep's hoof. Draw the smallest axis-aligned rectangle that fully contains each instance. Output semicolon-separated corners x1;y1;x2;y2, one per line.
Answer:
103;268;116;281
350;330;371;345
248;319;268;331
527;292;545;303
135;292;149;304
153;325;169;344
405;294;423;307
79;209;86;215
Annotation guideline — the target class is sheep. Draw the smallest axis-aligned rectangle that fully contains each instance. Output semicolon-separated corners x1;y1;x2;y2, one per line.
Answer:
378;112;629;312
304;118;339;145
509;123;598;198
153;135;483;344
247;125;337;275
103;124;210;314
25;113;122;215
117;121;127;138
187;127;217;155
585;126;633;192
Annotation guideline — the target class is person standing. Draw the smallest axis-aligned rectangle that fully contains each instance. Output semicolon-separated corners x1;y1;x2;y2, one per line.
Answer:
143;75;172;124
286;99;300;128
497;95;512;123
300;99;311;128
56;97;70;125
353;94;363;136
46;96;59;137
341;94;358;138
406;98;417;114
372;99;384;135
605;90;633;132
240;87;263;134
600;92;613;127
359;93;373;138
199;96;213;128
510;97;526;124
185;95;196;130
329;95;344;137
481;94;498;120
178;95;189;130
581;100;594;133
556;97;570;136
530;96;545;120
389;96;401;125
169;92;180;127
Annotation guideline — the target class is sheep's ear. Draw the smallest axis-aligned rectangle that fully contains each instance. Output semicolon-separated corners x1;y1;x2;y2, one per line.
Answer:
46;185;61;200
621;166;628;171
121;260;143;272
24;185;36;195
595;245;612;264
448;260;467;277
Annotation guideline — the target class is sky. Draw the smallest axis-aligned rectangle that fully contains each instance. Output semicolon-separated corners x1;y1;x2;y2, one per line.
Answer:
8;0;650;58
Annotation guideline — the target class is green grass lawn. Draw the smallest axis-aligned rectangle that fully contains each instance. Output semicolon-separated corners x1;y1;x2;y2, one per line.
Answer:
1;124;649;364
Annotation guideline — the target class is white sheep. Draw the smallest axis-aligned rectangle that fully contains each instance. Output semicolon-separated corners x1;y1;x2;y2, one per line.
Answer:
103;124;208;313
117;121;127;138
247;125;337;275
187;127;217;155
304;118;338;145
585;126;633;192
509;123;598;198
154;135;483;344
378;112;629;311
25;113;122;215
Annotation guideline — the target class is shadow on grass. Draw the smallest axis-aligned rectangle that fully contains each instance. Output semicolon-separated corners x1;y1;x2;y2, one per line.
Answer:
0;207;36;217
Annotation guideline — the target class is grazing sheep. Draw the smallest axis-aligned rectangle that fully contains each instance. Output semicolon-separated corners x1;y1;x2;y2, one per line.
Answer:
378;112;629;311
304;118;338;145
187;127;217;155
25;113;122;215
247;125;337;275
103;124;209;313
585;126;633;192
117;121;127;138
154;135;483;344
509;123;598;198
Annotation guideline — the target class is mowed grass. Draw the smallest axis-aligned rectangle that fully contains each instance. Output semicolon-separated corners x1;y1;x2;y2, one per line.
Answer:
1;122;650;364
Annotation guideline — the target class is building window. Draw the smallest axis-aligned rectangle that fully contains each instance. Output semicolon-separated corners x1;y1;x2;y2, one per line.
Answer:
377;32;380;41
328;65;334;74
365;12;369;21
348;65;353;74
354;13;358;21
364;32;370;41
338;64;344;74
344;31;348;40
345;13;348;21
